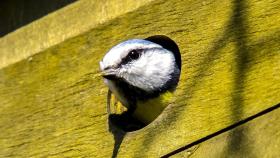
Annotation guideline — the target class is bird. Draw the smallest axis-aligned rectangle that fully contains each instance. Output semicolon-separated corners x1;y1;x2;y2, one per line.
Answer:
100;36;181;125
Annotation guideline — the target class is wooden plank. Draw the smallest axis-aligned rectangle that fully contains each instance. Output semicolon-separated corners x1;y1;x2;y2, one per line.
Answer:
0;0;154;68
0;0;279;157
0;0;76;37
171;106;280;158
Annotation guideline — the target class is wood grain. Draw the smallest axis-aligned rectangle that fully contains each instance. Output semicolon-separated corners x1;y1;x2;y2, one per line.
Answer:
0;0;279;157
0;0;154;69
171;106;280;158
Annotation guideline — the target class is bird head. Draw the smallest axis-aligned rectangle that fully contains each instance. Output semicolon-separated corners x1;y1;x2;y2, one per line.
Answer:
100;38;181;108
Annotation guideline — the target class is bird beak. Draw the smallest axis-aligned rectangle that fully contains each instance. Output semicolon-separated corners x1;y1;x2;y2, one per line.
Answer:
101;68;118;80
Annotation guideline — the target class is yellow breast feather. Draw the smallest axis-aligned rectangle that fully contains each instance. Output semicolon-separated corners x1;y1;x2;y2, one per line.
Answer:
108;90;174;124
133;91;174;124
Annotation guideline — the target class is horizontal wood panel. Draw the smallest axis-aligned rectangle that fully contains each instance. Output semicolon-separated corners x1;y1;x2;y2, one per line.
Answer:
0;0;154;69
0;0;76;37
171;106;280;158
0;0;279;157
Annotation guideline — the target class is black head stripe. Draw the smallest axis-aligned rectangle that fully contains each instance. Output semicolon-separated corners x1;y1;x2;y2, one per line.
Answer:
119;49;143;66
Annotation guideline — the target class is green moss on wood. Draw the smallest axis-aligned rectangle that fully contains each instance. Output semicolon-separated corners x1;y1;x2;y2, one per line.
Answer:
0;0;279;157
171;108;280;158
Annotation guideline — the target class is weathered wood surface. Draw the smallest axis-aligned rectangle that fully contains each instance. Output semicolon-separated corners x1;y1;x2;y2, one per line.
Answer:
0;0;279;157
0;0;153;68
0;0;76;37
171;106;280;158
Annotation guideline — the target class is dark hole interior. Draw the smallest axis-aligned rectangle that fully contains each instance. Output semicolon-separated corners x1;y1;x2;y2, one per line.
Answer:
109;112;145;132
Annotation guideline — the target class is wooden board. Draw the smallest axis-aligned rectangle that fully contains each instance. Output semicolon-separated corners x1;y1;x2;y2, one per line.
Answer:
0;0;279;157
171;106;280;158
0;0;154;68
0;0;76;37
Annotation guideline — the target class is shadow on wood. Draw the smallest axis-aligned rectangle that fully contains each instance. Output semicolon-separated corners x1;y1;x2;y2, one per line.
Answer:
141;0;279;157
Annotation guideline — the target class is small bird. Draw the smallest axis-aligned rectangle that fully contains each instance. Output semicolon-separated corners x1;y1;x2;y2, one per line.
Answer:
100;36;181;124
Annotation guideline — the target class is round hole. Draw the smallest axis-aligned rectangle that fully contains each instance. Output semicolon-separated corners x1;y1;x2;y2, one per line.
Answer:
105;35;182;132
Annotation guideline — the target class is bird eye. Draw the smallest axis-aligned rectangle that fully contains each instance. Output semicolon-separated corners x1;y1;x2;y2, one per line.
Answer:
128;50;140;60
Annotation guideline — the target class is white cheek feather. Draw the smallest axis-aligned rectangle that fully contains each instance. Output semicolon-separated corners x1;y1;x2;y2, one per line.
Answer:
121;49;175;92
